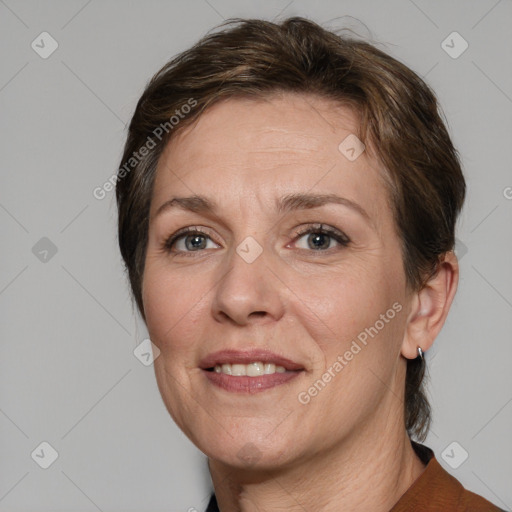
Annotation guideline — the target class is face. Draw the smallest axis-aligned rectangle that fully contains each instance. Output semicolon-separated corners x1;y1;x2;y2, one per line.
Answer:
142;93;413;469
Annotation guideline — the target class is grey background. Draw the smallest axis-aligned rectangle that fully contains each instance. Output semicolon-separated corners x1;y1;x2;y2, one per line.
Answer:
1;0;511;510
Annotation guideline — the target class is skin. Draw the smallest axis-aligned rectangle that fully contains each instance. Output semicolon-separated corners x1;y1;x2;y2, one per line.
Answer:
142;93;459;511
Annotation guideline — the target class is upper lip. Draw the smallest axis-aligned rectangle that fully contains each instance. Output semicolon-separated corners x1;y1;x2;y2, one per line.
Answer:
199;349;304;371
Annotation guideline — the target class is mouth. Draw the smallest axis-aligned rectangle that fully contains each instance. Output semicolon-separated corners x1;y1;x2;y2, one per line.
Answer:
199;349;305;393
206;361;292;376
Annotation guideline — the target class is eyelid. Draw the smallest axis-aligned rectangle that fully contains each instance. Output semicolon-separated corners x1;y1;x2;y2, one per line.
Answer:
291;223;350;246
286;223;351;255
163;226;219;253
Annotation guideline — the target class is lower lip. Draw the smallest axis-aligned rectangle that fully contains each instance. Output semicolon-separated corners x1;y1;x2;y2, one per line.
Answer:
202;369;303;393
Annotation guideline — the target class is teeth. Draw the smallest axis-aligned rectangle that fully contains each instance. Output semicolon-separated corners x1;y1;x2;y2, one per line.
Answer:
247;362;264;377
263;363;275;374
213;362;288;376
231;364;246;376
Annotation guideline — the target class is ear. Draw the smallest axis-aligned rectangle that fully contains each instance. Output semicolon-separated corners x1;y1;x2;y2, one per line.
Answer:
401;251;459;359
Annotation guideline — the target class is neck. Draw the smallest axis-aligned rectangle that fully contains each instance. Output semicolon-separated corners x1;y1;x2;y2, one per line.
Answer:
208;395;426;512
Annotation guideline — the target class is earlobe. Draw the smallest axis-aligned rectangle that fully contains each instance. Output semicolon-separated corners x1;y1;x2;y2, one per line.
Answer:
401;252;459;360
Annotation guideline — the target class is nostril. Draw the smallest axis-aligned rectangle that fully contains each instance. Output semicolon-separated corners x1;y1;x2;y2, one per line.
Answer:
249;311;267;318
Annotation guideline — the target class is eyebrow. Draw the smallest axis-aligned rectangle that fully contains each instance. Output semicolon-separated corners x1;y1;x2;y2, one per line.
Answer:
153;193;371;222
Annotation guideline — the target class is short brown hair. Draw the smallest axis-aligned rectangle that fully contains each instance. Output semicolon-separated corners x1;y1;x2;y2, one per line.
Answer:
116;16;465;442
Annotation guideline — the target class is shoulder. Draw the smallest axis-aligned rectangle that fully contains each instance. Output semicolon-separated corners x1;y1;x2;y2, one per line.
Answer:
391;442;505;511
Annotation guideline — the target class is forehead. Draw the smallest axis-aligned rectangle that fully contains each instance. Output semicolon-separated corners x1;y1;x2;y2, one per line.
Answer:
151;93;389;224
159;93;361;170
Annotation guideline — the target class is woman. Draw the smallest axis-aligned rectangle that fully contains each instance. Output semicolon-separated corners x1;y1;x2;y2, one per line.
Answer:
115;17;504;511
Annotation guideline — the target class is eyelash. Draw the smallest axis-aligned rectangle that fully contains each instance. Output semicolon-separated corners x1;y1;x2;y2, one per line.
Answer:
292;224;350;251
162;223;350;256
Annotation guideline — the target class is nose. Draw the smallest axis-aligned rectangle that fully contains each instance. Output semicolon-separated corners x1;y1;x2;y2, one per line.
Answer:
211;241;285;326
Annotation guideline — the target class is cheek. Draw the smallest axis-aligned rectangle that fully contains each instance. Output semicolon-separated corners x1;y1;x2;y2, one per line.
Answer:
288;265;407;411
290;266;397;345
142;265;209;354
293;271;406;431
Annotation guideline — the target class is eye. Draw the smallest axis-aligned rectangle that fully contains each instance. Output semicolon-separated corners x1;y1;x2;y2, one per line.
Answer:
164;227;220;254
292;223;350;251
162;223;350;256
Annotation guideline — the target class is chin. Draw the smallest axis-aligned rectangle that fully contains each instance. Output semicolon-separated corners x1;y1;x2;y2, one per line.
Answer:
198;430;298;470
209;446;296;472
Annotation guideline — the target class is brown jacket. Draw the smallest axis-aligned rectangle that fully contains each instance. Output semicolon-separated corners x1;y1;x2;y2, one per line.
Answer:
389;441;505;511
206;442;505;511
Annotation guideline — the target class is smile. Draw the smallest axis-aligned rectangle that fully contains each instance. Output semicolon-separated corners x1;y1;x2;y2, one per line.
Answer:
212;362;287;376
200;349;305;393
